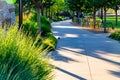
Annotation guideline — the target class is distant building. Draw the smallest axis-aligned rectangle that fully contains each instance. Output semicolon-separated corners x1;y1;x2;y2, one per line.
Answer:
117;10;120;15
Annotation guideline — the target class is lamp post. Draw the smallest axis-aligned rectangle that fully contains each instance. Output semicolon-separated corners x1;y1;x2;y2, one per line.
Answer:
18;0;23;29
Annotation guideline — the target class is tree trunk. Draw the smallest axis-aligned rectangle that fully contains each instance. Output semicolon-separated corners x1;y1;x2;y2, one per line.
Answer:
76;11;78;18
49;6;50;18
46;8;47;17
73;11;74;16
36;8;41;35
115;6;118;27
103;7;107;33
18;0;23;29
50;7;53;20
41;6;44;16
77;10;81;18
93;7;96;29
101;8;103;23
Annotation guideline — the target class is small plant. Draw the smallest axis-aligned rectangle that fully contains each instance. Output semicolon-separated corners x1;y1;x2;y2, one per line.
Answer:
109;31;120;41
58;16;65;21
42;33;57;50
0;27;53;80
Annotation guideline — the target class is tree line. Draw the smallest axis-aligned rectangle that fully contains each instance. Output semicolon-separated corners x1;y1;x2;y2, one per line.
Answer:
15;0;66;35
66;0;120;32
15;0;120;33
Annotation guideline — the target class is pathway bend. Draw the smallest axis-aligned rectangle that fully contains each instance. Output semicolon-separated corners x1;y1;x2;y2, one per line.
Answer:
50;20;120;80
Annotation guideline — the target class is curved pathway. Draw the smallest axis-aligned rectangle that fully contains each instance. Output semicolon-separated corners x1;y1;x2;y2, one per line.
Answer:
50;20;120;80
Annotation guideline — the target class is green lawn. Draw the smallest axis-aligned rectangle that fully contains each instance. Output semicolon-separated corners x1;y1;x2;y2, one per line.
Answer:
97;17;120;29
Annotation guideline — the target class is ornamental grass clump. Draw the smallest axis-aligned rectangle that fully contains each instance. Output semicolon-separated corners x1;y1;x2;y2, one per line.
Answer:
0;27;53;80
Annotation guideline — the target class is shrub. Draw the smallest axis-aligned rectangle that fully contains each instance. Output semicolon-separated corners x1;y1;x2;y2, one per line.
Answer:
41;23;51;36
42;33;57;50
101;22;114;29
0;27;53;80
58;16;65;21
52;16;58;22
40;15;52;36
23;14;52;36
89;19;101;28
40;16;51;28
109;31;120;41
22;19;38;37
22;13;57;50
30;14;51;28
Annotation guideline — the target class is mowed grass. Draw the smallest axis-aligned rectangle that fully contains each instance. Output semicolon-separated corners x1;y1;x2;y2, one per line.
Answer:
97;16;120;29
107;17;120;28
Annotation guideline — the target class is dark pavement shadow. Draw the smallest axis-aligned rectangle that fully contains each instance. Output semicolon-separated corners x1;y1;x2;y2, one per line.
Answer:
52;22;120;65
109;70;120;78
49;50;79;62
51;64;86;80
51;20;120;78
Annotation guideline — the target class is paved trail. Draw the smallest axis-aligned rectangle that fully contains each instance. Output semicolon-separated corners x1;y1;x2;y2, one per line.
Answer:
50;20;120;80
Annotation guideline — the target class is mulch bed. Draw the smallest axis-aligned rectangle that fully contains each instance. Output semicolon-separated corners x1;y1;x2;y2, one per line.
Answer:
79;27;107;34
71;22;112;34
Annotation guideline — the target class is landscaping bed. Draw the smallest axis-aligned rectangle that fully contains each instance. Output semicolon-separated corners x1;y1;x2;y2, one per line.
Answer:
109;31;120;41
22;14;57;51
0;27;53;80
0;13;56;80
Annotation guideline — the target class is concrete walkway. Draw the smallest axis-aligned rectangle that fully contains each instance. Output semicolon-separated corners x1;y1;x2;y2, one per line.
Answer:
50;20;120;80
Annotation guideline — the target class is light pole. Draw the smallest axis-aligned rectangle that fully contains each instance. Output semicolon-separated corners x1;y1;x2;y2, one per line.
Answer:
18;0;23;29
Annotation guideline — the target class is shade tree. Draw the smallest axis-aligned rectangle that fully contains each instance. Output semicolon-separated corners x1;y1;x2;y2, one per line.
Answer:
85;0;102;28
66;0;85;18
15;0;55;35
109;0;120;26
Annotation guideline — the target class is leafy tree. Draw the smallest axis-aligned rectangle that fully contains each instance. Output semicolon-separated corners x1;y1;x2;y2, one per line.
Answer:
29;0;44;35
41;0;55;17
50;0;67;19
16;0;53;35
98;0;111;32
109;0;120;26
85;0;102;28
66;0;85;18
98;0;119;31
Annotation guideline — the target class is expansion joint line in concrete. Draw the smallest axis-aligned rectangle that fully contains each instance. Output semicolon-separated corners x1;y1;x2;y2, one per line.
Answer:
82;40;93;80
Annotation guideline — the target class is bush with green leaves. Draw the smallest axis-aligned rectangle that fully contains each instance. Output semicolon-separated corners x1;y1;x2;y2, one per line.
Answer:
58;16;65;21
0;27;53;80
30;14;52;33
23;14;52;36
41;23;51;36
109;31;120;41
22;14;57;50
30;14;51;27
100;22;114;29
22;19;38;37
41;33;57;51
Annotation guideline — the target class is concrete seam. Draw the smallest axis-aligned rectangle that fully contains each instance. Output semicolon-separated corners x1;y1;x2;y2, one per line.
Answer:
83;39;93;80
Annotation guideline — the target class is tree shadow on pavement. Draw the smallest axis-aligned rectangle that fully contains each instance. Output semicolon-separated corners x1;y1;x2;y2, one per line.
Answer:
109;70;120;78
52;22;120;65
48;50;79;62
51;65;86;80
51;20;120;78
